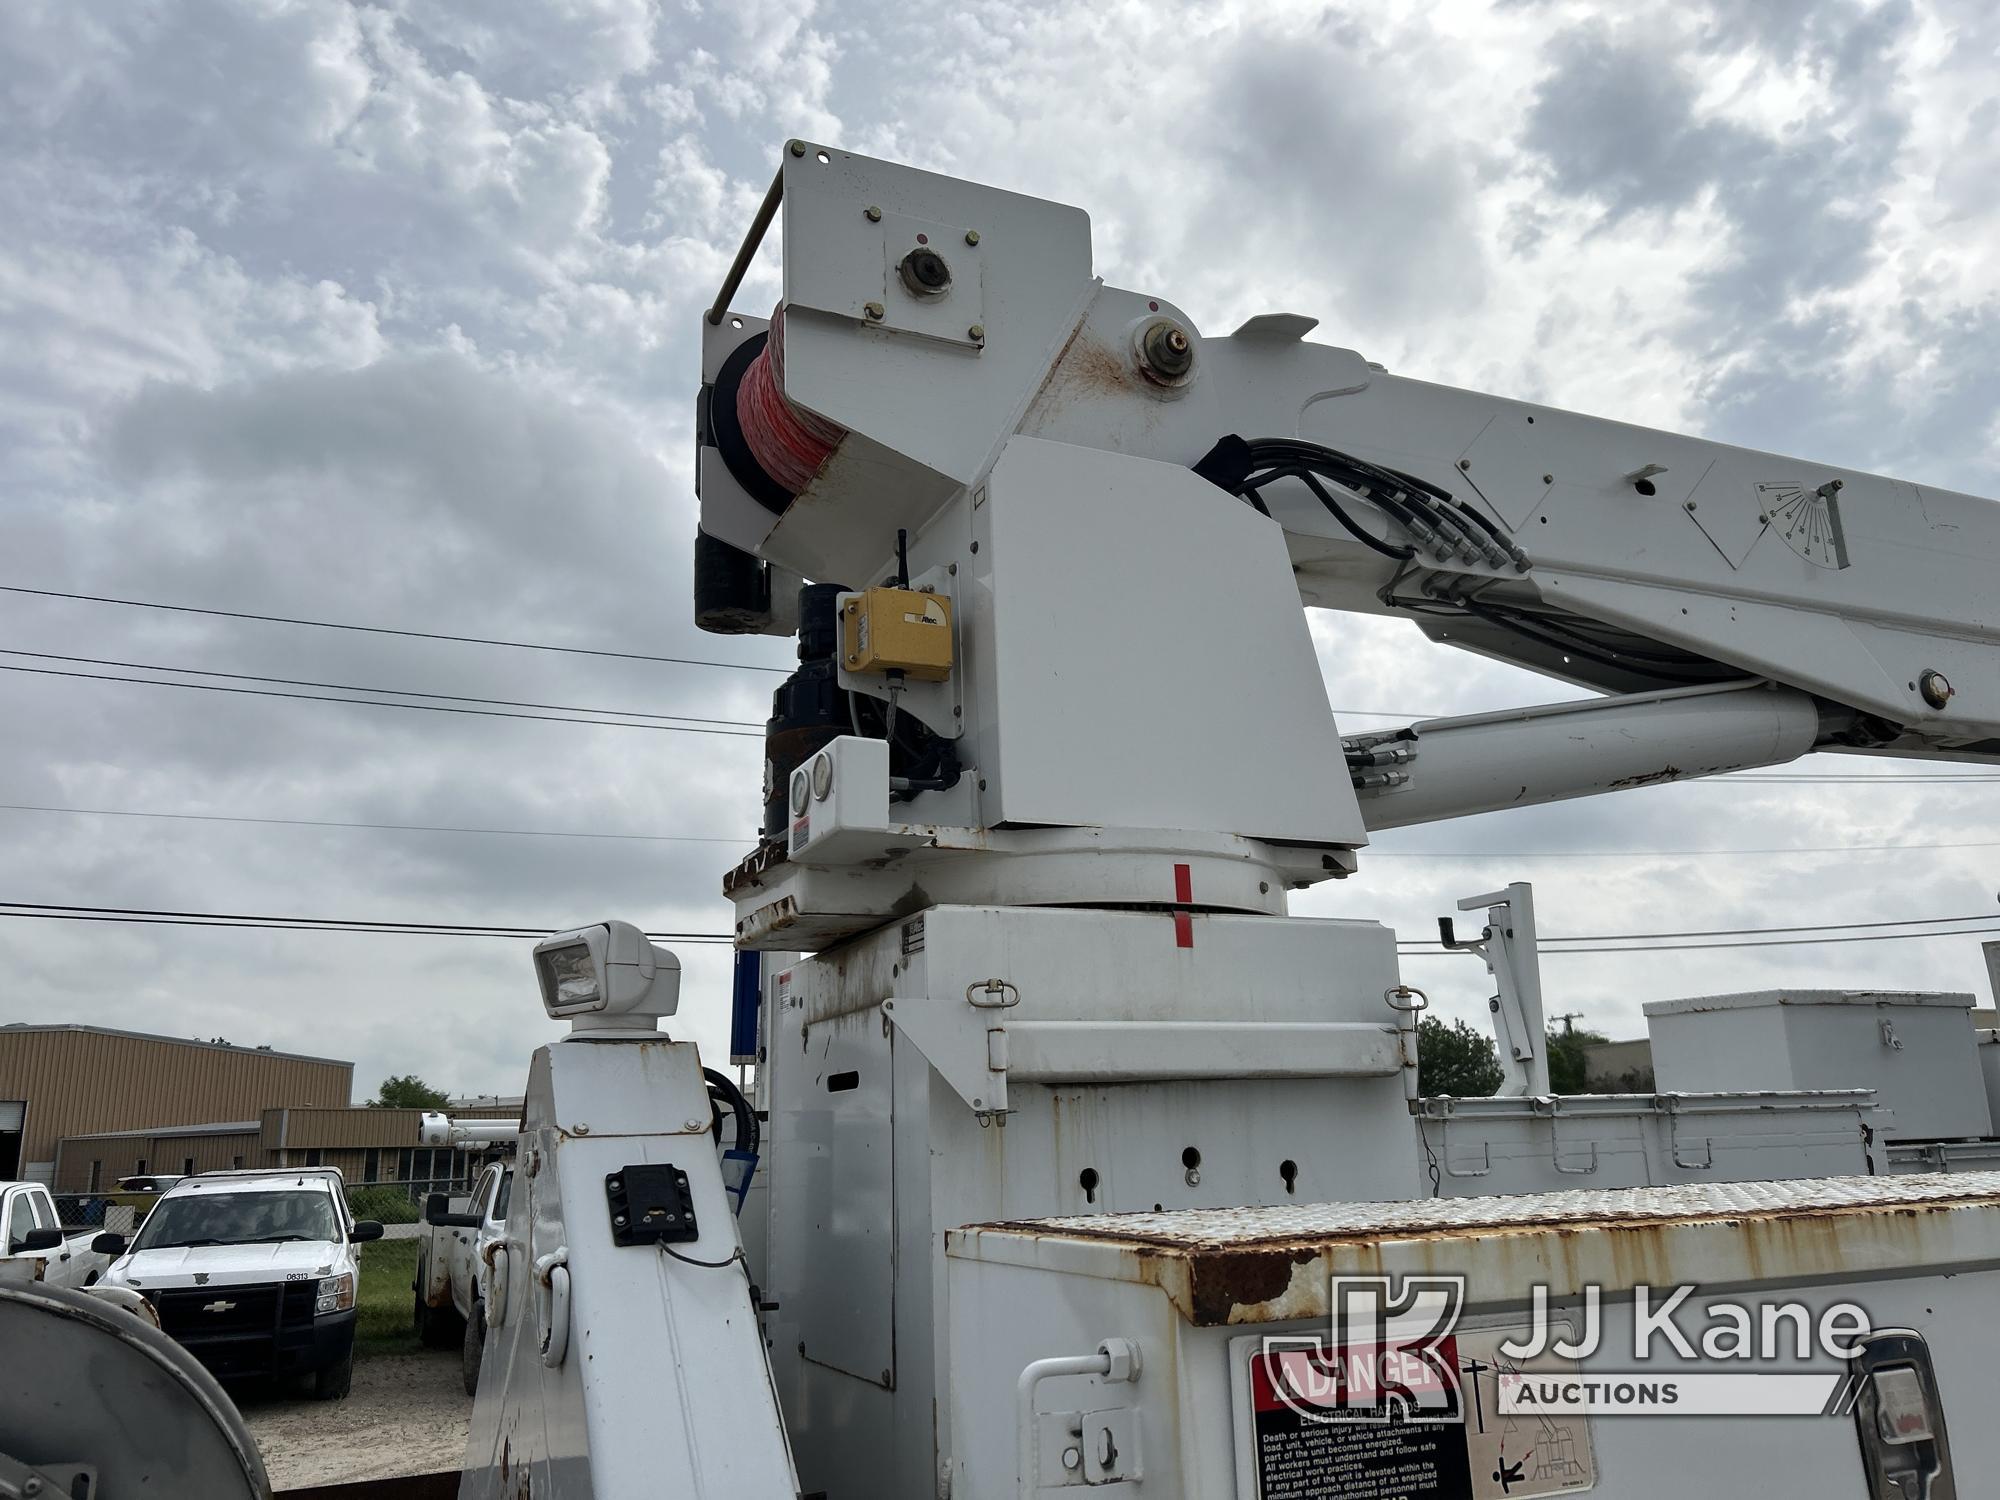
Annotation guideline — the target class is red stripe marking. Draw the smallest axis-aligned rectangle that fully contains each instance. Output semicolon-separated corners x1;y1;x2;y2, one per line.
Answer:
1173;863;1193;904
1174;910;1194;948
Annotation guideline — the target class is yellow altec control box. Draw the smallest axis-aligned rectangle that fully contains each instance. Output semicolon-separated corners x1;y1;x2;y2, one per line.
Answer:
841;587;954;681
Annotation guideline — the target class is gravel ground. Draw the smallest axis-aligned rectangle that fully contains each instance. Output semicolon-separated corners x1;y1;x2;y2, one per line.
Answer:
238;1350;469;1491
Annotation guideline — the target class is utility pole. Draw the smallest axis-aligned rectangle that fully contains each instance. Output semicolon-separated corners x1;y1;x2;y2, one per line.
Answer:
1550;1011;1584;1036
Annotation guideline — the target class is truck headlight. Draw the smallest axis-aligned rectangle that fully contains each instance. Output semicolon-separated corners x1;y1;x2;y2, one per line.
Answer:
316;1271;356;1316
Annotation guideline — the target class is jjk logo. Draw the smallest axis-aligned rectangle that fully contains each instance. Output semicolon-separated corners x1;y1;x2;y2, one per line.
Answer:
1259;1275;1468;1424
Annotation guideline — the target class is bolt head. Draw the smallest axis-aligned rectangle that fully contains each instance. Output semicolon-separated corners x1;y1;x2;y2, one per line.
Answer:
685;1117;707;1132
789;141;807;157
1457;458;1471;470
968;324;984;341
1138;318;1195;381
864;205;882;222
1542;473;1554;485
863;301;885;320
964;229;980;245
613;1214;627;1226
1684;500;1697;510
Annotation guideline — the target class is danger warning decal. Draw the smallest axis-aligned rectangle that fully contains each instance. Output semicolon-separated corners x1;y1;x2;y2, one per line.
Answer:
1242;1330;1596;1500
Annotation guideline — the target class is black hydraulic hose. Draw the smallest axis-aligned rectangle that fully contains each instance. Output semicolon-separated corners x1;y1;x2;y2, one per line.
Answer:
1295;471;1419;560
703;1066;760;1162
1460;601;1729;683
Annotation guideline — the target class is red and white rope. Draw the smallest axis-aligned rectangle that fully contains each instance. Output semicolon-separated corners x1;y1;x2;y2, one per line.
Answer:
736;303;846;495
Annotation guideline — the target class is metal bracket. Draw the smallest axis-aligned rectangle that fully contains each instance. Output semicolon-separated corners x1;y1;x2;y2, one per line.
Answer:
1439;883;1549;1096
1661;1096;1716;1171
0;1454;96;1500
536;1249;570;1369
1419;1102;1493;1178
1531;1095;1600;1175
480;1238;512;1327
886;996;1011;1116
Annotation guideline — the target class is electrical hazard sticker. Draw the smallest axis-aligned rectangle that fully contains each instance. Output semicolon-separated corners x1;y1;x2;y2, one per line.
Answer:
1232;1327;1596;1500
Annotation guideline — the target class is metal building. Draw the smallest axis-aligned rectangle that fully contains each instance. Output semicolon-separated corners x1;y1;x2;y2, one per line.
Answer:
48;1103;519;1193
0;1024;351;1184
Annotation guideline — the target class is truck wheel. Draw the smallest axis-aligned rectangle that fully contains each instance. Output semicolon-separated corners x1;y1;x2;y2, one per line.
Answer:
313;1347;354;1401
415;1289;457;1349
462;1299;484;1398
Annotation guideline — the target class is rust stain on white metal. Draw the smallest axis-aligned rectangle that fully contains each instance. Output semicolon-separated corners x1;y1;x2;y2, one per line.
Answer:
959;1174;2000;1327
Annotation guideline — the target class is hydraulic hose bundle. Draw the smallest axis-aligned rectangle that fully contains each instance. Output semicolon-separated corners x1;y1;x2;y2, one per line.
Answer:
1194;433;1529;572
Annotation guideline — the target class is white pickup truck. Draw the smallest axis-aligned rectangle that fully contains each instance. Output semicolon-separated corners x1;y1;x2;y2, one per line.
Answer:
0;1181;108;1288
93;1167;384;1399
413;1159;512;1396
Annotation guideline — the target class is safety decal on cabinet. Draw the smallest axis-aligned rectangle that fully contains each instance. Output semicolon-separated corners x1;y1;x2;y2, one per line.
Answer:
1240;1329;1596;1500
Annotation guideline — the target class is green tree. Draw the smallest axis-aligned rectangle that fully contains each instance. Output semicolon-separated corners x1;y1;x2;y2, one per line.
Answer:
1546;1027;1612;1094
369;1074;450;1110
1416;1016;1505;1097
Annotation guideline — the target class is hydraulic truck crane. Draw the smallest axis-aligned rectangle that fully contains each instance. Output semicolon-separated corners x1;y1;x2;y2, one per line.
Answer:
447;144;2000;1500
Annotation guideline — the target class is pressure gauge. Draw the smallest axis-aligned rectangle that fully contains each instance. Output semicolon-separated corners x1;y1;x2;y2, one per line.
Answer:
789;768;810;817
811;750;835;801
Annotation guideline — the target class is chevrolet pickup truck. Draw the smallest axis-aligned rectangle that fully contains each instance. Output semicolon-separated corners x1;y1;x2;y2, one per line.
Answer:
93;1168;383;1398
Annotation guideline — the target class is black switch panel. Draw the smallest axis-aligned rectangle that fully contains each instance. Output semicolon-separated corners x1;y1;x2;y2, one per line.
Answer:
605;1163;699;1246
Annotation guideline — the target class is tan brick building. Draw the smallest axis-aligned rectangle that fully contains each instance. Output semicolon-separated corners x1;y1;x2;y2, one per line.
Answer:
52;1101;519;1193
0;1024;349;1183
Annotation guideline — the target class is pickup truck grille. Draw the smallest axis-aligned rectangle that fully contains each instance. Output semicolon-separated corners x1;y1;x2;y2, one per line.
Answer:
152;1282;317;1373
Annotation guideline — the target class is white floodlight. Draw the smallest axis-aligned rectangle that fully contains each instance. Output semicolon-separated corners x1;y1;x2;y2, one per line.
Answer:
532;920;682;1033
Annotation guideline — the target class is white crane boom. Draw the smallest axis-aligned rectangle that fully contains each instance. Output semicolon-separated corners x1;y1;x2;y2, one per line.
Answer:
698;145;1999;864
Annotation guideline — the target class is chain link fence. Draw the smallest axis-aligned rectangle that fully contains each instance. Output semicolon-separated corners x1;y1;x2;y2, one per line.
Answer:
48;1175;480;1233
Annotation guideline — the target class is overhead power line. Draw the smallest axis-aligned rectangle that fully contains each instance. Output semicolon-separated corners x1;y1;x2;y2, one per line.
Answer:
6;902;1997;956
0;584;791;675
1368;838;2000;858
7;583;1999;780
1401;910;2000;946
0;663;764;738
0;804;752;840
0;902;736;942
6;801;2000;861
1721;773;2000;785
9;656;1995;776
1398;925;2000;957
0;650;762;729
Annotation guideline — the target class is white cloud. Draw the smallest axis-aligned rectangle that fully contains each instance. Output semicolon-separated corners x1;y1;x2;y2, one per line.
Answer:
1;0;1996;1101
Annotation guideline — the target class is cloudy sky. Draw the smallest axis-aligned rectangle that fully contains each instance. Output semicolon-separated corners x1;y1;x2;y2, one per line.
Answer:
3;0;1997;1106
